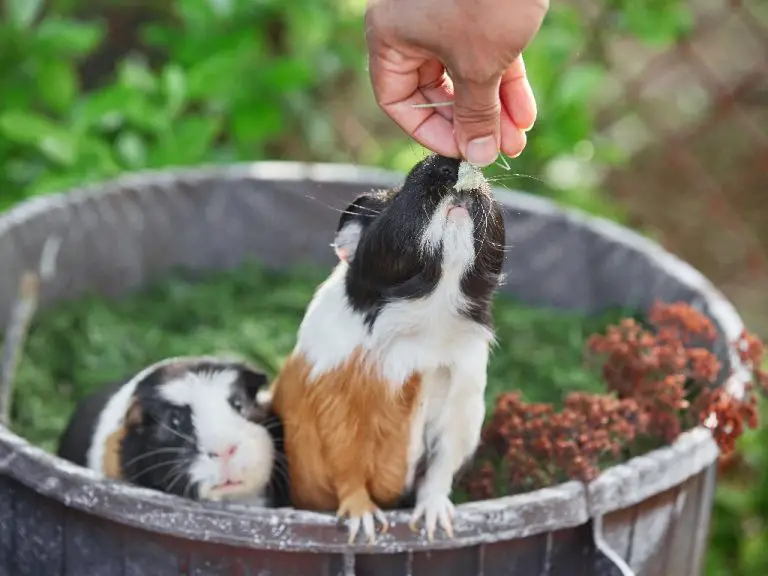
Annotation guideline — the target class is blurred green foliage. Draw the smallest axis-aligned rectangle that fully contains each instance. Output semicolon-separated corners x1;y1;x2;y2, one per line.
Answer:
0;0;365;208
0;0;693;217
2;0;757;573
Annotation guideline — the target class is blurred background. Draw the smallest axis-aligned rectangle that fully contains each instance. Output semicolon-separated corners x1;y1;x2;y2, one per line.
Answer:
0;0;765;573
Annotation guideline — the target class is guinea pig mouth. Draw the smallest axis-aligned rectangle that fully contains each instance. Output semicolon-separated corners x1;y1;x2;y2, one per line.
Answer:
446;197;471;216
213;479;244;490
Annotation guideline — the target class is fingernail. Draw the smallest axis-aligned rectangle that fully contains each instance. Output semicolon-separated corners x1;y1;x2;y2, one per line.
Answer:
465;136;498;167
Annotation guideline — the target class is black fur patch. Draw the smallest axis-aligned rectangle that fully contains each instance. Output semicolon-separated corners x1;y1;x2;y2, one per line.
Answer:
338;154;505;330
121;394;199;499
261;409;291;507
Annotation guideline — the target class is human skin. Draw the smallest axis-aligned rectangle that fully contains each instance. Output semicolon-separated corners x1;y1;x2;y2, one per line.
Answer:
365;0;549;166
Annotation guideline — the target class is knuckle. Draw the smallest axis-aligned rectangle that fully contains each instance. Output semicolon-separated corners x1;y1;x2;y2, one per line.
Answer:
453;99;501;125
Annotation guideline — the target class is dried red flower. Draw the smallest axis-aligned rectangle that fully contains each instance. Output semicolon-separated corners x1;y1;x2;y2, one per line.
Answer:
461;301;766;500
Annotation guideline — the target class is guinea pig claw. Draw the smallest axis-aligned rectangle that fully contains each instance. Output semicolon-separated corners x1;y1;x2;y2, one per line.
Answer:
337;492;386;545
344;512;380;545
346;516;362;545
410;495;456;541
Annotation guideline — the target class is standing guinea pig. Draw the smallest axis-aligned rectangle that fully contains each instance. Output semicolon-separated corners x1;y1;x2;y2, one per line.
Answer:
270;153;506;543
57;356;289;507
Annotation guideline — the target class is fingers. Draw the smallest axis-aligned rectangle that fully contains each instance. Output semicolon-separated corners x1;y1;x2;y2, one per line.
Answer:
451;75;503;167
500;55;537;132
500;95;527;158
369;51;536;163
368;53;460;158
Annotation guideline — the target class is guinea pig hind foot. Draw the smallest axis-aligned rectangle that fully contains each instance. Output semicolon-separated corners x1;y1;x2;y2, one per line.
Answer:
336;490;388;545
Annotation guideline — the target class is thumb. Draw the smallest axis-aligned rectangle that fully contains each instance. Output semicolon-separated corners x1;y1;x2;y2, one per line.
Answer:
451;75;502;167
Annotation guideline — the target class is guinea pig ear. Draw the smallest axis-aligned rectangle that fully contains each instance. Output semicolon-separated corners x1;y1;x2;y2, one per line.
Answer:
333;192;385;263
333;221;363;264
124;397;143;428
240;369;269;401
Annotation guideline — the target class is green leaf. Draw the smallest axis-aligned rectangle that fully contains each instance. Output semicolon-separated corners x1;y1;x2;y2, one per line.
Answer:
186;51;246;100
555;64;606;107
162;64;187;117
172;115;222;160
0;110;78;165
620;2;693;46
177;0;219;32
4;0;43;29
140;23;176;50
117;59;157;93
114;131;147;169
259;58;314;92
76;85;167;135
28;171;93;196
150;115;222;167
36;58;78;113
35;18;105;57
75;136;120;175
231;104;283;144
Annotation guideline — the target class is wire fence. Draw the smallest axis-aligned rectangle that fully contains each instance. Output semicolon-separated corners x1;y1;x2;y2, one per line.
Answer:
594;0;768;334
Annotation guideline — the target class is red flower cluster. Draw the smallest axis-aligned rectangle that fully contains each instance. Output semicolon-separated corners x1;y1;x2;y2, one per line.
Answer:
461;301;766;500
462;392;646;499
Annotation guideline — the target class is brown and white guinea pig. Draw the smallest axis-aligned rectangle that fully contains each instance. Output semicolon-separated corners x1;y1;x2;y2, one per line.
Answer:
270;154;506;543
57;356;289;507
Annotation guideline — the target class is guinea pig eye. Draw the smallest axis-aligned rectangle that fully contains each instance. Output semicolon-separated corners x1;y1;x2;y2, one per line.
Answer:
170;415;181;429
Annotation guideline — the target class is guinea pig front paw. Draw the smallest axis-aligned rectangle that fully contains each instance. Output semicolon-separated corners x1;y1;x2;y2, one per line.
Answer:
336;490;388;545
409;493;455;541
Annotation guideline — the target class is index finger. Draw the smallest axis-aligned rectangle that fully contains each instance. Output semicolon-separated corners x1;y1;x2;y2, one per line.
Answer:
368;55;460;158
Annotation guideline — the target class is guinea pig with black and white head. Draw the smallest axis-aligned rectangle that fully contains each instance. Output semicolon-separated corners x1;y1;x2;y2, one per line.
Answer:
270;154;506;543
57;356;289;507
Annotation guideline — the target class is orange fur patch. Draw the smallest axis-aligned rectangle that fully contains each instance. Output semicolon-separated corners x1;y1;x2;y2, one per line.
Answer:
102;427;126;479
101;398;143;480
270;349;422;512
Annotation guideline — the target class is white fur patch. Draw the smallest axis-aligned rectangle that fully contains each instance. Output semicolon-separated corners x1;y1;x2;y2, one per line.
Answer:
456;161;484;191
296;263;368;381
420;195;476;275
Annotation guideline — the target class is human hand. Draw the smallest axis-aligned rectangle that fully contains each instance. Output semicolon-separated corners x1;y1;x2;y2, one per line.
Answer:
365;0;549;167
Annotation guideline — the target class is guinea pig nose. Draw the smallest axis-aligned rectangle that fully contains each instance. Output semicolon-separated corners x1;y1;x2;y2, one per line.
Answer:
210;444;239;459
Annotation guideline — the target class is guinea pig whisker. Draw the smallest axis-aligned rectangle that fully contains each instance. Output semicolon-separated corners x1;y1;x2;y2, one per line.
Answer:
154;419;196;446
165;466;190;496
271;454;290;486
487;173;545;186
128;456;189;478
123;447;185;468
182;478;196;500
301;194;381;218
261;418;283;432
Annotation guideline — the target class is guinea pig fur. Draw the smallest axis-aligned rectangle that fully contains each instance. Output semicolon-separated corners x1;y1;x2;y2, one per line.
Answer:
57;356;289;507
270;154;506;543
